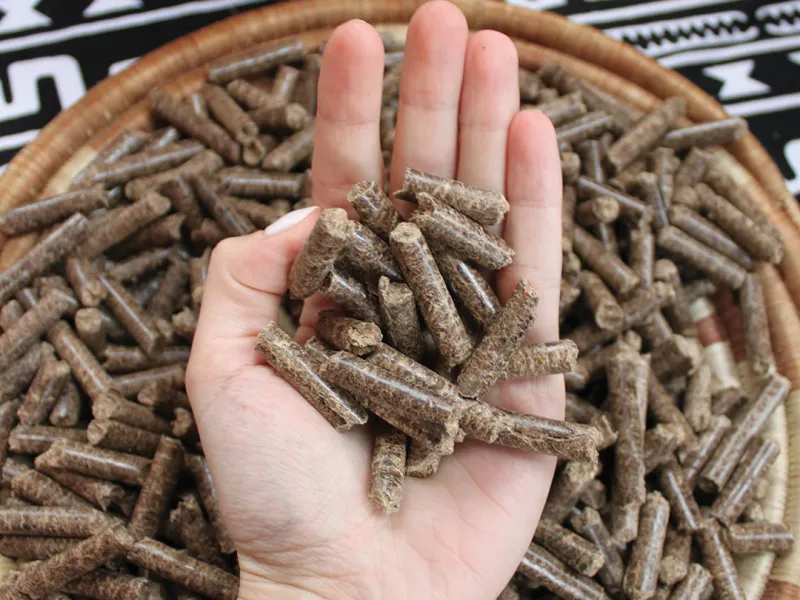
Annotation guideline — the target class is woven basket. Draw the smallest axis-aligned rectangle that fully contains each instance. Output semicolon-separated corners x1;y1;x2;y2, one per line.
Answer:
0;1;798;597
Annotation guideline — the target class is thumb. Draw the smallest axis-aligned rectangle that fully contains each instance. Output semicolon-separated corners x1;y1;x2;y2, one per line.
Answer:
190;206;320;373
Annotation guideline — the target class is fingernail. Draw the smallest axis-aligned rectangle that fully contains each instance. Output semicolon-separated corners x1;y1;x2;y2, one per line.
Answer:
264;206;320;236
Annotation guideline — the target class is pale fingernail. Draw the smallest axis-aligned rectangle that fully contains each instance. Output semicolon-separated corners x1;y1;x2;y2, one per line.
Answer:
264;206;320;236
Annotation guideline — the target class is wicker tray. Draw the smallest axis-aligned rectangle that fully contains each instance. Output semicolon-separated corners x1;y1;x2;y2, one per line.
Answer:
0;1;798;597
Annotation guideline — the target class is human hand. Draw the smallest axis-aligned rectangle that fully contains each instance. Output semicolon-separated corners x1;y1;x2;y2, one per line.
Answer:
185;2;564;598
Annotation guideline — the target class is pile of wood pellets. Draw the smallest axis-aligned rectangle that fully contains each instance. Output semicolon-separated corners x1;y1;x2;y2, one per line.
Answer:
0;31;792;600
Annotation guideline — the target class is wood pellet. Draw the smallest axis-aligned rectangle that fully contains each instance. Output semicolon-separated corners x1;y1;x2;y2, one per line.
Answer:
0;36;790;600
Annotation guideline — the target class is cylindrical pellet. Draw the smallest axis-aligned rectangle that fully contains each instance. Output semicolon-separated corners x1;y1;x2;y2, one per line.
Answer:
216;167;305;198
710;437;780;525
636;172;669;230
696;517;744;600
64;571;164;600
339;220;402;283
657;226;746;289
573;226;640;294
249;102;310;131
577;177;650;222
0;536;79;560
10;468;93;510
684;363;712;433
128;436;183;540
9;424;87;455
90;141;205;186
696;183;782;264
319;351;458;438
556;111;615;144
669;564;713;600
168;492;226;567
315;311;382;356
18;359;70;426
0;213;90;305
648;372;698;452
65;257;106;308
658;458;704;532
571;507;625;596
662;118;747;150
542;460;600;523
500;340;578;380
184;454;235;554
92;389;171;432
376;277;423;361
630;222;656;288
624;491;670;600
87;419;161;457
667;205;753;270
368;427;407;514
659;529;691;586
644;424;687;473
102;344;190;374
390;223;472;367
0;187;109;236
517;543;608;600
14;525;134;599
435;252;499;331
563;185;576;252
580;271;624;330
99;275;164;358
148;256;190;323
607;349;647;543
347;181;401;242
208;37;305;83
78;193;171;259
0;507;110;537
127;537;238;600
255;321;367;431
411;193;514;270
261;121;315;172
289;208;349;299
606;97;686;172
459;400;600;462
537;92;587;126
150;90;240;163
533;518;605;576
0;290;75;372
681;415;732;488
36;439;151;486
192;176;256;237
201;83;258;141
740;273;775;376
724;521;794;555
394;168;510;226
700;374;789;492
576;196;620;227
458;279;538;398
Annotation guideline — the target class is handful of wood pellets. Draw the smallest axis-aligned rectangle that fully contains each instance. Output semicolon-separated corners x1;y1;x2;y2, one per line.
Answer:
0;30;793;600
255;171;598;504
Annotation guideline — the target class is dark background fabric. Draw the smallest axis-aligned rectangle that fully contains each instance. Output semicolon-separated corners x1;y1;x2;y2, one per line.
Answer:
0;0;798;198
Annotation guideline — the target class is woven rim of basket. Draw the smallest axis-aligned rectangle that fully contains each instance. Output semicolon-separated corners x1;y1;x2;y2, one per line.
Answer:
0;1;798;596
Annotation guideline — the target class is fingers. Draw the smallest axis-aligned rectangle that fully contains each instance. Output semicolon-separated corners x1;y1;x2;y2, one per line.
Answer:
389;1;469;192
311;20;385;212
501;110;563;342
456;31;520;194
496;110;564;420
189;207;320;378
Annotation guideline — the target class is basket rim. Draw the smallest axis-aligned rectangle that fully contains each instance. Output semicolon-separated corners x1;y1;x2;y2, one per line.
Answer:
0;1;797;596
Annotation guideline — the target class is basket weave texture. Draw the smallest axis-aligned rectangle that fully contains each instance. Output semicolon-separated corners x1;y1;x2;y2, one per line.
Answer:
0;1;799;597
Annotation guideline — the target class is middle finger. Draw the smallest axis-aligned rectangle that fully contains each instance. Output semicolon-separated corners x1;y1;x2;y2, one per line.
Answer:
390;1;469;193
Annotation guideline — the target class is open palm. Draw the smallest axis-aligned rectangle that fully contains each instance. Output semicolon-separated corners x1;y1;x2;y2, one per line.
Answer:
185;3;564;599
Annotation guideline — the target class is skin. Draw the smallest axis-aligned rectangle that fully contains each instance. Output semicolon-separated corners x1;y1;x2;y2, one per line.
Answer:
186;2;564;599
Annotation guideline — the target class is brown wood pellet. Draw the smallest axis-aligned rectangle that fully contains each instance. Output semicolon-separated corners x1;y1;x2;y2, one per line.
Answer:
0;45;789;599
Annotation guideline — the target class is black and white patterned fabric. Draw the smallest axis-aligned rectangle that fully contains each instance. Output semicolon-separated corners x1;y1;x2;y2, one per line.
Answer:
1;0;799;199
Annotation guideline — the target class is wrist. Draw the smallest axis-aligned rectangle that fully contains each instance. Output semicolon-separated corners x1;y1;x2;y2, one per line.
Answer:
237;555;357;600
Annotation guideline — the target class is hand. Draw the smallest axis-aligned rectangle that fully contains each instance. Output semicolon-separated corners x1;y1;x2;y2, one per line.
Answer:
185;2;564;598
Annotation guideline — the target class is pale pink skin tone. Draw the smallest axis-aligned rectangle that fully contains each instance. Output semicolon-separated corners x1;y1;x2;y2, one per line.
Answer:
186;2;564;599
